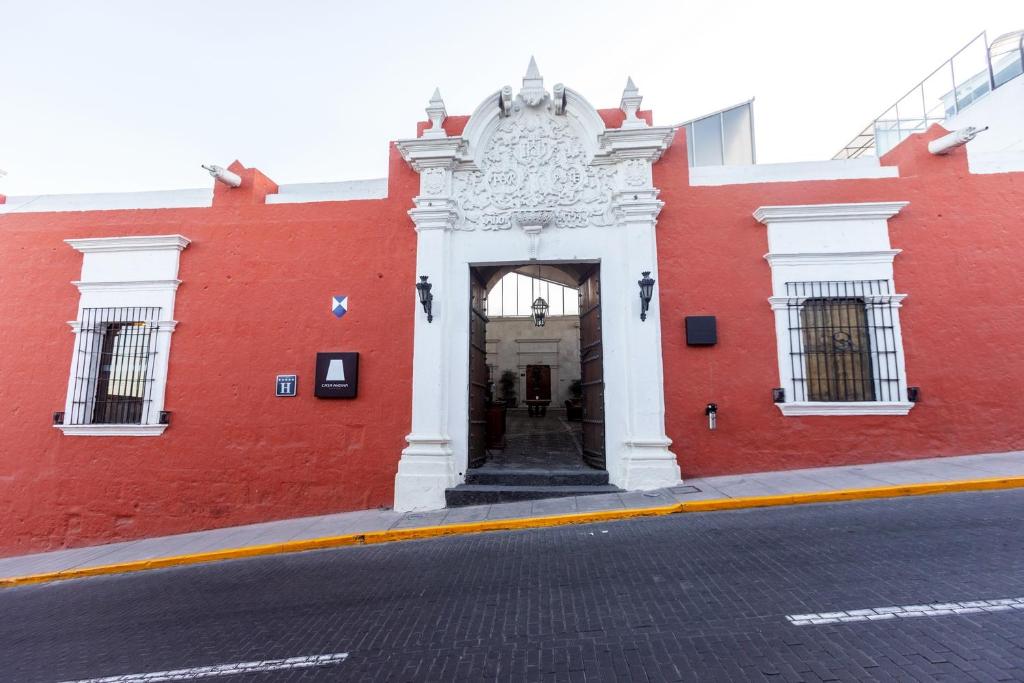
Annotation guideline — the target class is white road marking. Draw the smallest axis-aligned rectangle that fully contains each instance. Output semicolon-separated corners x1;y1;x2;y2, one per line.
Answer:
787;597;1024;626
59;652;349;682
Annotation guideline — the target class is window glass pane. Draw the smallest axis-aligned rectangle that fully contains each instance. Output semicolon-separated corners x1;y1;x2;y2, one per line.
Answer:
683;124;694;166
548;280;563;316
722;105;753;165
692;114;723;166
501;273;517;315
951;35;991;110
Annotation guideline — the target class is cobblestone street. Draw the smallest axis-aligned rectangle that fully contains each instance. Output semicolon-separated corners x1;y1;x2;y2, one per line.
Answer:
3;490;1024;681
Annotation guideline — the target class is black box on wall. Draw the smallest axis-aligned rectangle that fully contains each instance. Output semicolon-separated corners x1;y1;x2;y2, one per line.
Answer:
314;352;359;398
685;316;717;346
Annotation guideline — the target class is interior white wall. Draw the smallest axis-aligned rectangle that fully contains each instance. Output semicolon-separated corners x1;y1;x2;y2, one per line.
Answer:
486;315;581;407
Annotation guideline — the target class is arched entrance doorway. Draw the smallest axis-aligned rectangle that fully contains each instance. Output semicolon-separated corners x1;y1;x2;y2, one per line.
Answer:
448;262;609;505
393;60;681;511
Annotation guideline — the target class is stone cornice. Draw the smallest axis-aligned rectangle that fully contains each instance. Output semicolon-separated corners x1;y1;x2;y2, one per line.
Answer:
753;202;909;224
764;250;902;267
55;423;169;436
777;401;914;416
768;293;907;311
395;137;468;172
593;126;676;164
72;279;182;293
611;190;664;222
408;198;458;231
65;235;190;253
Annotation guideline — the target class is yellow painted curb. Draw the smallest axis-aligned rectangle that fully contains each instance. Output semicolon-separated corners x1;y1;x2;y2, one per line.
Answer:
3;475;1023;589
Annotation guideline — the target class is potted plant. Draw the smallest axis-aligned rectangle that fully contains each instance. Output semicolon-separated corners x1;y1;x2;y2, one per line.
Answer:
565;378;584;421
499;370;518;408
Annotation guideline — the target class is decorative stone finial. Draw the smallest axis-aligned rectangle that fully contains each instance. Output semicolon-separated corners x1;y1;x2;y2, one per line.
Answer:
520;56;547;107
499;85;514;117
423;87;448;139
620;76;646;129
552;83;566;115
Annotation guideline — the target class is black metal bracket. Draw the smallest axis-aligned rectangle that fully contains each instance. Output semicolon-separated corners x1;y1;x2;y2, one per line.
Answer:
772;388;785;403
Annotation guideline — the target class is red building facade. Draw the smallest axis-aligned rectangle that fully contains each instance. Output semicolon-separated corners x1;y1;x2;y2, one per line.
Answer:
1;60;1022;557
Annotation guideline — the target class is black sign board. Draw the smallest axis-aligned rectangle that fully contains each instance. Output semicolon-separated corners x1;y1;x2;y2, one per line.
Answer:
276;374;297;397
685;316;717;346
314;352;359;398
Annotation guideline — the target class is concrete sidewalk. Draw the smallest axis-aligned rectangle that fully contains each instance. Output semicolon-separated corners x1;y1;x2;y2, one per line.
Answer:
2;451;1022;583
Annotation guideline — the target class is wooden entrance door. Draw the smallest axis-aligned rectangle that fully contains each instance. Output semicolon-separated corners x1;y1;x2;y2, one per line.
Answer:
579;267;605;469
525;365;551;402
468;273;489;468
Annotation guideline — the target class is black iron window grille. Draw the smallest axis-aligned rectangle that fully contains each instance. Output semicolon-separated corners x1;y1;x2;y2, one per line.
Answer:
785;281;902;403
67;307;161;425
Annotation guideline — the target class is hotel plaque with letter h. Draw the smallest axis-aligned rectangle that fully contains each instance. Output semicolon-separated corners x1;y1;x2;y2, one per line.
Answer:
314;352;359;398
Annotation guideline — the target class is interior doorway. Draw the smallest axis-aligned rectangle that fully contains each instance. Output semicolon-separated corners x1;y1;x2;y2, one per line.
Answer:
466;263;605;480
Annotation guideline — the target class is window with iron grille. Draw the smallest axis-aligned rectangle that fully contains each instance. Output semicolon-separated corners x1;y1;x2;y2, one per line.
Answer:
785;281;902;403
66;307;161;425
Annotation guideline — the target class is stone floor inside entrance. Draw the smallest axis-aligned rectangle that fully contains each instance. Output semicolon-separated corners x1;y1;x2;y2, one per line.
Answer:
446;408;618;506
484;409;586;470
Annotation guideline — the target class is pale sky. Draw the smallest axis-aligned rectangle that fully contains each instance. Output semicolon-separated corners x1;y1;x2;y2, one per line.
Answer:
0;0;1019;195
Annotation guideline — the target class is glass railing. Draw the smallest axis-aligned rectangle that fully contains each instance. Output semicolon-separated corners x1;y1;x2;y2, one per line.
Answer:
834;32;1020;159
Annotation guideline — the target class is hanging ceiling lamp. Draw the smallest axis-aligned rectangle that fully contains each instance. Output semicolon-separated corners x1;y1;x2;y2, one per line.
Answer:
531;266;548;327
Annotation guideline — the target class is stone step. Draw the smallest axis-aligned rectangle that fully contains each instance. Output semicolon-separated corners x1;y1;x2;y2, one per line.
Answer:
445;484;622;507
465;467;609;487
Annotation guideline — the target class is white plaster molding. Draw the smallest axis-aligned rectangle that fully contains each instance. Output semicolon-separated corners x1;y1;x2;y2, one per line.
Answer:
461;81;606;165
72;279;182;293
55;424;169;436
768;294;907;311
452;106;616;231
612;190;664;223
764;250;902;267
690;158;898;186
968;151;1024;175
594;126;676;164
753;202;909;224
408;198;459;232
777;402;915;416
0;190;212;214
394;137;467;172
66;234;191;253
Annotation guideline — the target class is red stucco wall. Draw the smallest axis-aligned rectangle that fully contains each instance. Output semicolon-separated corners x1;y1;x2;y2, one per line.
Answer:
655;126;1024;477
0;146;419;557
2;116;1022;557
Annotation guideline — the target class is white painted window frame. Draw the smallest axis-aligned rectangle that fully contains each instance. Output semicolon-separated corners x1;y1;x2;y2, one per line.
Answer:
57;235;190;436
754;203;914;416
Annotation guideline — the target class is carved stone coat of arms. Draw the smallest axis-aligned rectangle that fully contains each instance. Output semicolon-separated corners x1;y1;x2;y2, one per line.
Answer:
452;108;616;231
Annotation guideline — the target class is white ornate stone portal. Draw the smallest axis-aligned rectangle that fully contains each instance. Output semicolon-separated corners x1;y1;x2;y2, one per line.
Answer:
394;59;681;511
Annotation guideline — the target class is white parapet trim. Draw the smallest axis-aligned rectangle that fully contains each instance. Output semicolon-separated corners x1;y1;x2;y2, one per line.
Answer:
265;179;388;204
690;158;898;186
778;402;915;416
0;189;213;213
968;150;1024;175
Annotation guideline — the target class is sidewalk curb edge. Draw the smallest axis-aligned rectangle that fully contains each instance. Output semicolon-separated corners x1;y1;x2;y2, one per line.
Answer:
3;475;1022;588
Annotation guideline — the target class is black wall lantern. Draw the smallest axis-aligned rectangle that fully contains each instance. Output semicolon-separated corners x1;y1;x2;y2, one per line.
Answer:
531;296;549;327
416;275;434;323
638;271;655;321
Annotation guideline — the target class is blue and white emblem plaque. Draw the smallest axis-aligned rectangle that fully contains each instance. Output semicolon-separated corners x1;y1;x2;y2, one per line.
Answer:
331;295;349;318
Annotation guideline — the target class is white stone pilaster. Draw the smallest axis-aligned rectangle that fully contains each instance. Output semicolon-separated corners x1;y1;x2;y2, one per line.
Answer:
612;187;681;490
393;130;465;511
